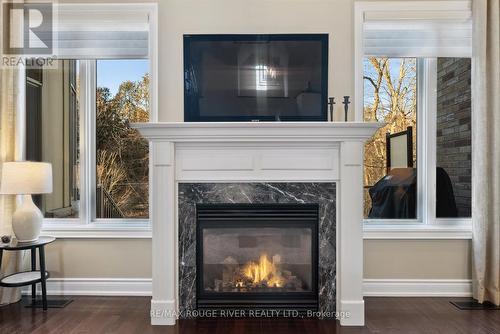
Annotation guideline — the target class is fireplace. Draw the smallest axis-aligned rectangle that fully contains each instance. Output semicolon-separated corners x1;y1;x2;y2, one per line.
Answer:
135;121;379;325
196;203;319;310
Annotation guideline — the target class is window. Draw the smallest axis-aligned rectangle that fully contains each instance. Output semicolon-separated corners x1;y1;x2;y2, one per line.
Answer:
19;3;156;236
356;1;472;238
436;58;472;218
362;57;472;222
25;60;80;219
96;60;150;219
363;57;417;219
26;59;151;224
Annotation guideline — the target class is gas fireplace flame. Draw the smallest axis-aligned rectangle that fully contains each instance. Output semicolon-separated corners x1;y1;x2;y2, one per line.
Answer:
213;253;304;292
242;253;284;288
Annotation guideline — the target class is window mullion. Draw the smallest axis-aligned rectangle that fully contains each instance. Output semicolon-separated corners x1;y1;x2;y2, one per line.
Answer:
78;60;88;225
417;58;438;225
88;60;97;223
416;59;426;222
79;60;97;225
427;59;438;225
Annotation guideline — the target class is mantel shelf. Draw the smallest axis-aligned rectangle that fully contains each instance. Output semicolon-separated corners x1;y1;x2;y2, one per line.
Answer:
132;122;383;142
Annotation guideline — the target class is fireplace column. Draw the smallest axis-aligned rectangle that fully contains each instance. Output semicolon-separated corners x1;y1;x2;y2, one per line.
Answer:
150;141;176;325
338;141;365;325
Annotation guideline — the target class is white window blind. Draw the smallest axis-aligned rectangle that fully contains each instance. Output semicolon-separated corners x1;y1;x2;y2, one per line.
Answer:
362;1;472;57
53;4;150;59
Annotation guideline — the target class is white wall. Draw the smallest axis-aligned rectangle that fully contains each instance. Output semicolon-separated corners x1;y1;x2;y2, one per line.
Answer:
158;0;353;121
47;239;152;278
365;239;471;279
46;239;471;281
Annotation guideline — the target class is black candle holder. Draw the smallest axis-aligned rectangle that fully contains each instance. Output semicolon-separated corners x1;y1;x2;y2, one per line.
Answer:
328;97;336;122
342;96;351;122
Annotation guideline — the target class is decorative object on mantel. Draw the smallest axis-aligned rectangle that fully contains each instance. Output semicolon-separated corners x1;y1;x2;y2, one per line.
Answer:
328;97;336;122
342;96;351;122
0;162;53;242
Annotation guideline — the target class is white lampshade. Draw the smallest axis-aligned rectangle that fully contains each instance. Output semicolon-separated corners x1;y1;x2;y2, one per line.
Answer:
0;161;53;195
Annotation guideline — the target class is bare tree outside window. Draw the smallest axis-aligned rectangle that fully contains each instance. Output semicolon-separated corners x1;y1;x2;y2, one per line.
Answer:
96;60;150;219
363;57;417;218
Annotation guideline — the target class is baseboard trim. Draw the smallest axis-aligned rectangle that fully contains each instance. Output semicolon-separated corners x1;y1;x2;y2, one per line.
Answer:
22;278;472;298
363;279;473;297
22;278;153;296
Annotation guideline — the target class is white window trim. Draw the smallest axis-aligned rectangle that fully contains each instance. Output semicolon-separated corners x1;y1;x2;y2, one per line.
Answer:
355;1;472;239
41;3;157;238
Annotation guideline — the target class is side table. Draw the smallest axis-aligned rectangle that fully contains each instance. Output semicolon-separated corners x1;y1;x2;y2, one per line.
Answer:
0;236;55;310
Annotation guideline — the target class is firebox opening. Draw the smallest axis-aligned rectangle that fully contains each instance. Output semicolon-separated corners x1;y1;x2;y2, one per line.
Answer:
196;203;319;311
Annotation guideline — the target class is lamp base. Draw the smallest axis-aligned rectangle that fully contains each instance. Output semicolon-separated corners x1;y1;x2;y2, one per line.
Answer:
12;195;43;242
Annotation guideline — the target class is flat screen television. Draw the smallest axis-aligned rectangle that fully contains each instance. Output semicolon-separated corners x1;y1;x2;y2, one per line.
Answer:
184;34;328;122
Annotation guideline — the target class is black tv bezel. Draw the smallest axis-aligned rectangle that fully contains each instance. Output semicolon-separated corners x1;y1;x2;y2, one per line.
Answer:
183;34;329;122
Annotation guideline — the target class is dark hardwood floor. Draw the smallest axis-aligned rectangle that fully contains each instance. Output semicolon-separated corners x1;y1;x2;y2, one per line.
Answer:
1;296;499;334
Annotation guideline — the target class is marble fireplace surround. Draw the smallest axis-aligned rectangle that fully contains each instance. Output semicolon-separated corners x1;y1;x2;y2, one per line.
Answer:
178;182;336;315
133;122;381;327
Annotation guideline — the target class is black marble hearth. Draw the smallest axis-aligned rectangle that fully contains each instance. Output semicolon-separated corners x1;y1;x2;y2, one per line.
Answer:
178;183;336;317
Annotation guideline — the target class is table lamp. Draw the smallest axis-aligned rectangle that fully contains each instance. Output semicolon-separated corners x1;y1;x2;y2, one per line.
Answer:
0;162;53;242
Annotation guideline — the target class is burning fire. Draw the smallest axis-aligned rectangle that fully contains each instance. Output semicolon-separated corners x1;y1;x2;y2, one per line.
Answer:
212;253;304;292
242;253;284;288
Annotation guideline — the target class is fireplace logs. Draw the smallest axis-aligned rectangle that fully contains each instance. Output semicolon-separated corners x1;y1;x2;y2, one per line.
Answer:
206;253;305;292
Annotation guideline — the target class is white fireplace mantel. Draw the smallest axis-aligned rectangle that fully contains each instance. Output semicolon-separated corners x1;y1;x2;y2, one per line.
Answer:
134;121;382;327
134;121;380;142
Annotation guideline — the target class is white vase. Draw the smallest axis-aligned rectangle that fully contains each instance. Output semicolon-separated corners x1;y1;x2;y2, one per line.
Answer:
12;194;43;242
